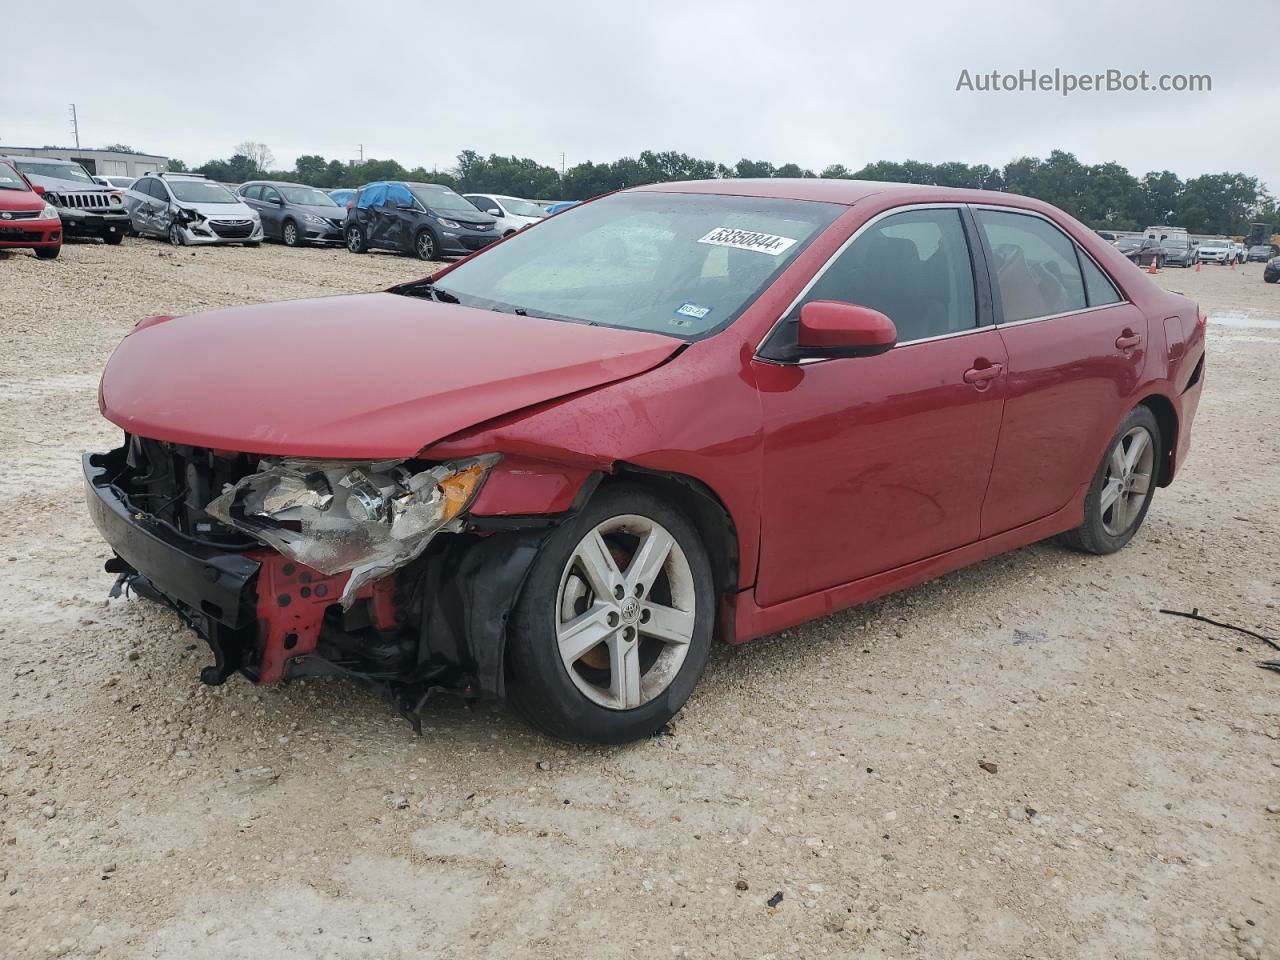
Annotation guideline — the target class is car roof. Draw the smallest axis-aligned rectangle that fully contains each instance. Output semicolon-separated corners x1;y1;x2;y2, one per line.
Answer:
630;177;1062;212
244;180;313;188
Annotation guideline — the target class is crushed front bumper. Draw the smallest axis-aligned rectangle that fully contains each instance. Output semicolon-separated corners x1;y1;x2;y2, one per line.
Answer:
84;446;558;710
175;218;264;245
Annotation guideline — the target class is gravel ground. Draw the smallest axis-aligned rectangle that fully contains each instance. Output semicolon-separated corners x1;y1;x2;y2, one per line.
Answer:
1;238;1277;960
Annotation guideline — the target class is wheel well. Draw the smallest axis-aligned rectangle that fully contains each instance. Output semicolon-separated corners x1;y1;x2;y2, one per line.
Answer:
1138;394;1177;486
603;466;739;603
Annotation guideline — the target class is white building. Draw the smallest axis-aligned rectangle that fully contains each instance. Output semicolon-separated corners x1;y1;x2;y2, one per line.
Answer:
0;145;169;178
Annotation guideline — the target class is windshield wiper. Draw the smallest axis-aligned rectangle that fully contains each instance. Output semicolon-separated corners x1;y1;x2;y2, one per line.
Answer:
389;277;460;304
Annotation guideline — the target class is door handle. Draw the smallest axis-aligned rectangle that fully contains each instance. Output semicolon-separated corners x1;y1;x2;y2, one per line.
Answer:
963;363;1003;385
1115;332;1143;350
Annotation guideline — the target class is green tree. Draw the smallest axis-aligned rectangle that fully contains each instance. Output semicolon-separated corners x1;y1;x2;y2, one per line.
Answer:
166;158;188;172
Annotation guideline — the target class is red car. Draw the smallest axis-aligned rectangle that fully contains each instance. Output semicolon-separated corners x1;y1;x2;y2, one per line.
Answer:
85;179;1205;743
0;159;61;258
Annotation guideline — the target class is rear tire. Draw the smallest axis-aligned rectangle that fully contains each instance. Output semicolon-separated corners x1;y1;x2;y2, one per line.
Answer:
346;224;367;253
1059;405;1161;555
506;484;715;744
34;246;60;260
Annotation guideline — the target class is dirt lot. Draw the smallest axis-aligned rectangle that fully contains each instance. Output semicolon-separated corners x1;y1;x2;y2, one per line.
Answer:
1;239;1277;960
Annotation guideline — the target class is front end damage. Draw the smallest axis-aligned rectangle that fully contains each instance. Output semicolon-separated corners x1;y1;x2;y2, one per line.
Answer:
84;437;564;726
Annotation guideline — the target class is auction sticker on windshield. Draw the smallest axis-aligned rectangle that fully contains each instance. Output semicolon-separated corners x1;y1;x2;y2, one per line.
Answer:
697;227;797;256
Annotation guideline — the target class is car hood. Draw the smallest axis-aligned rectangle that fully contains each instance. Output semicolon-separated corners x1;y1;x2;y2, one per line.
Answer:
180;200;255;218
297;203;345;220
21;173;111;194
0;189;43;213
99;292;683;459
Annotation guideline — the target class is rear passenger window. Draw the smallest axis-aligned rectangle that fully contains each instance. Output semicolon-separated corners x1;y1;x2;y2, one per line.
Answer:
799;208;977;343
976;210;1087;322
1080;254;1122;307
148;180;169;200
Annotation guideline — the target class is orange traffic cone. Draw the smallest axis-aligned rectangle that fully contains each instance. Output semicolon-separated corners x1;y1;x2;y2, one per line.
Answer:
1230;258;1236;271
1147;257;1158;274
1195;261;1201;272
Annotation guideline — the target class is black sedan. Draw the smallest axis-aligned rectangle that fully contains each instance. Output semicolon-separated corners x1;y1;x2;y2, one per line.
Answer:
1117;237;1164;268
1247;244;1278;263
1265;256;1279;283
1159;239;1196;268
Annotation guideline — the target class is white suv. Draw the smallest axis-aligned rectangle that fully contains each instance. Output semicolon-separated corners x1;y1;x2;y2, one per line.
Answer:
124;173;263;246
463;193;546;237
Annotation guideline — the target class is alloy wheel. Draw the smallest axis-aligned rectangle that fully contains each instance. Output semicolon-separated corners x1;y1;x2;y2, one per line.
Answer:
416;232;436;260
1100;426;1155;536
555;515;696;710
346;227;362;252
284;222;298;246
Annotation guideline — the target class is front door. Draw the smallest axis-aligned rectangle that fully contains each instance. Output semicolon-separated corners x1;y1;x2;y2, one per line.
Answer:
972;207;1150;536
753;206;1007;607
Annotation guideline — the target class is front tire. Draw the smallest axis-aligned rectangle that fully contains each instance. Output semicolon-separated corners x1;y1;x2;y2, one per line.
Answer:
414;228;439;261
168;223;185;246
507;484;715;744
1059;406;1161;555
103;231;124;246
346;224;367;253
34;246;60;260
282;220;305;247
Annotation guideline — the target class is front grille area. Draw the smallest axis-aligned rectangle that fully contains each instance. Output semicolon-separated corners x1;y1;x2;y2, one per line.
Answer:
2;209;42;220
48;191;117;210
210;220;254;239
461;221;493;232
459;235;498;251
0;227;48;242
116;436;257;544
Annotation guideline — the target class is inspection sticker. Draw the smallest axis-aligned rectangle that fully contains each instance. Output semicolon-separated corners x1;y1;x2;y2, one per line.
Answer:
675;301;712;321
697;226;797;256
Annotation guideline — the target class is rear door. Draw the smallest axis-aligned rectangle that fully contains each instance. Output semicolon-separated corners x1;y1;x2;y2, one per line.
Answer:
753;205;1008;606
973;206;1148;537
258;185;285;239
239;185;266;235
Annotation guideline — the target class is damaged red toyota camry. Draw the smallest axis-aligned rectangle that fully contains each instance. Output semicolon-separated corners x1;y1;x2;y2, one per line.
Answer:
85;179;1206;743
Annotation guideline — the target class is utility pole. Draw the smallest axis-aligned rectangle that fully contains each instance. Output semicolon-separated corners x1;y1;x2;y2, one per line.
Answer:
357;143;364;163
69;104;80;150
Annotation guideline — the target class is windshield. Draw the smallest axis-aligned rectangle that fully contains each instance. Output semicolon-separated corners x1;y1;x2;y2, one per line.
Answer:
280;185;338;206
408;183;479;216
1117;238;1142;249
1160;240;1185;250
106;177;135;188
497;196;545;218
14;160;95;184
1200;241;1228;249
0;163;28;191
1250;245;1273;254
168;180;238;204
430;191;841;339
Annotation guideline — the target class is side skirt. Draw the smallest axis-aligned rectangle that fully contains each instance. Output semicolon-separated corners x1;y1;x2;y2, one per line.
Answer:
732;486;1087;642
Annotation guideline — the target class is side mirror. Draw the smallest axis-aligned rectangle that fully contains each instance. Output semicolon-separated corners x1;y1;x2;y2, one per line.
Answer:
269;197;284;205
31;184;45;197
795;301;897;359
485;208;501;216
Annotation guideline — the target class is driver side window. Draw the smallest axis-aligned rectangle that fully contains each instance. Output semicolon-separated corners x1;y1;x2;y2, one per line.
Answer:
385;183;415;208
798;208;978;343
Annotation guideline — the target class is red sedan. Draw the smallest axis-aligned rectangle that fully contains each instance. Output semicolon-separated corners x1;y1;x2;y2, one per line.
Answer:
0;158;61;258
85;179;1205;743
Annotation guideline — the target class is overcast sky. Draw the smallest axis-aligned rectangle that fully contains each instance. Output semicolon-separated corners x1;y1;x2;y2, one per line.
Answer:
3;0;1275;192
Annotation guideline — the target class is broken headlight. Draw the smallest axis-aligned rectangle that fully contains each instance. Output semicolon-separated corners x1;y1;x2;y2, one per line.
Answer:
206;454;499;606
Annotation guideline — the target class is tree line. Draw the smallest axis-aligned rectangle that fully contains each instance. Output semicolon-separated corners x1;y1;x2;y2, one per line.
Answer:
177;145;1278;236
